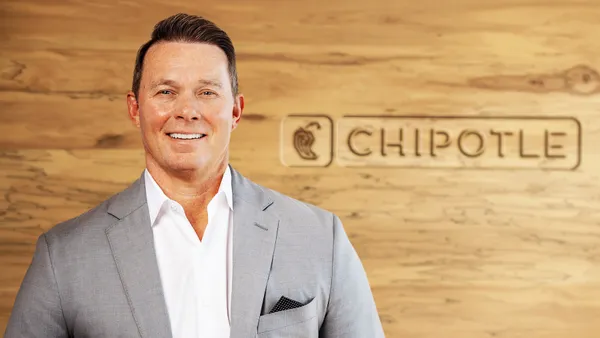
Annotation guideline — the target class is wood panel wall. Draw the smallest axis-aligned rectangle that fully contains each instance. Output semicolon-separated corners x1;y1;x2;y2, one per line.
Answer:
3;0;600;337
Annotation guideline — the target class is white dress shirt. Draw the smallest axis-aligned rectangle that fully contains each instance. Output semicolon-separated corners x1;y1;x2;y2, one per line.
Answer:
144;166;233;338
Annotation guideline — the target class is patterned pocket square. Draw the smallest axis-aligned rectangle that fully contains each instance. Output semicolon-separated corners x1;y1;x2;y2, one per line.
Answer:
269;296;304;314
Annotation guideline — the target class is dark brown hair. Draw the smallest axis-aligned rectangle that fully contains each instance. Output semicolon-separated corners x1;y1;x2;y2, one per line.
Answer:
131;13;238;98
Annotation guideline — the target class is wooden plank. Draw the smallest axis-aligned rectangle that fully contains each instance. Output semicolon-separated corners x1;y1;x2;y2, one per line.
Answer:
2;0;600;50
2;149;600;336
2;1;600;149
2;62;600;149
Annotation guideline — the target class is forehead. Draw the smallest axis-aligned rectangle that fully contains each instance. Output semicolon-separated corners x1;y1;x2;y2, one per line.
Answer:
141;41;229;83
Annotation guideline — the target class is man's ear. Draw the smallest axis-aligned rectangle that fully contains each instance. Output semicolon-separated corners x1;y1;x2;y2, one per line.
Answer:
126;91;141;128
232;93;244;131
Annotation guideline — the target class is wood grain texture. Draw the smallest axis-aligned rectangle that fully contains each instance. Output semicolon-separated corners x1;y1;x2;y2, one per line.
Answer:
3;0;600;337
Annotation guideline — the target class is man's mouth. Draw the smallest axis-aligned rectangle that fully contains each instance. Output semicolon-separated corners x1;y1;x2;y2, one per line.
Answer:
167;133;207;140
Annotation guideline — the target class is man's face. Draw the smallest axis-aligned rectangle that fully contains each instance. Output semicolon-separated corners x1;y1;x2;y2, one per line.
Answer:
127;41;243;176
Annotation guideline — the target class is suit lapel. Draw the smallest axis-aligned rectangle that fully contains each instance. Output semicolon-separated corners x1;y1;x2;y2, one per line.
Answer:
105;174;172;338
229;167;280;337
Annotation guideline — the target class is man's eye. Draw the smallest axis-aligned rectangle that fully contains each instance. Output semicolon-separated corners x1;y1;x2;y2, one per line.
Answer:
158;90;173;95
201;91;215;96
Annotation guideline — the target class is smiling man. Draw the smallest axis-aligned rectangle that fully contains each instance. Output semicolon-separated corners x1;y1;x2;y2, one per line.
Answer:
5;13;385;338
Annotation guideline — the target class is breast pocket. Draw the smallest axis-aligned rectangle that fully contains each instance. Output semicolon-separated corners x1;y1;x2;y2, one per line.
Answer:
256;297;318;338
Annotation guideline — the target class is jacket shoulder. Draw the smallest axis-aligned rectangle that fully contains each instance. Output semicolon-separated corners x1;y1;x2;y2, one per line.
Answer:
43;182;136;243
250;179;336;229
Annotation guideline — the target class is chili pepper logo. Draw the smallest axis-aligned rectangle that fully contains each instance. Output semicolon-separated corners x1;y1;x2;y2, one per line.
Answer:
293;122;321;160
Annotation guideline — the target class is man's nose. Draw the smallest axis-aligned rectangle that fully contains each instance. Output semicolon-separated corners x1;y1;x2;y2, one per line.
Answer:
176;95;201;121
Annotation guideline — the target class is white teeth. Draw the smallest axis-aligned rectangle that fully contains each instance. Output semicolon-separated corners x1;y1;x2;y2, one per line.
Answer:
169;133;205;140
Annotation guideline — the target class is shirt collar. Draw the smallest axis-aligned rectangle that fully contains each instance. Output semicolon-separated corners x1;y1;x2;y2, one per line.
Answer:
144;165;233;226
219;165;233;211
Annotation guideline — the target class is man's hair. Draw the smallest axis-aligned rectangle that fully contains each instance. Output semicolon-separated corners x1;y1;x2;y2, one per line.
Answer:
131;13;238;98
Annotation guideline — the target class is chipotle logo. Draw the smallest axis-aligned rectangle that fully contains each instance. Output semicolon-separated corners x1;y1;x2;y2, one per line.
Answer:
280;115;581;170
293;122;321;160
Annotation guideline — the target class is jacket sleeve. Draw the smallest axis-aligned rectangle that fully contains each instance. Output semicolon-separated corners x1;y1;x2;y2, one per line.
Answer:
319;214;386;337
4;233;69;338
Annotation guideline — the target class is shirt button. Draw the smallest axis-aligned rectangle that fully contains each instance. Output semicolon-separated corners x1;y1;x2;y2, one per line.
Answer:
170;203;178;212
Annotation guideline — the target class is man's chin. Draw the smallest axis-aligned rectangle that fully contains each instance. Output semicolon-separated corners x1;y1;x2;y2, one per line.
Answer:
146;151;219;174
164;162;206;172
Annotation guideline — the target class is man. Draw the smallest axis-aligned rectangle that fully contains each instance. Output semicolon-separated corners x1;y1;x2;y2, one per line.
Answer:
5;13;385;338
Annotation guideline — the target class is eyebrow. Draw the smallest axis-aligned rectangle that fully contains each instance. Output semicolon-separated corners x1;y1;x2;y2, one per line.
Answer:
149;78;223;90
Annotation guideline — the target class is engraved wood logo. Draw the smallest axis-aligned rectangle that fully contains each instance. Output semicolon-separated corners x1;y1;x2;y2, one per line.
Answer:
281;115;581;170
280;115;333;167
293;122;321;160
337;116;580;170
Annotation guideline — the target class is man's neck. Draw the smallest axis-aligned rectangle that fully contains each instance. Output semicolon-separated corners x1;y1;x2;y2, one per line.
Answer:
146;160;228;241
146;161;227;210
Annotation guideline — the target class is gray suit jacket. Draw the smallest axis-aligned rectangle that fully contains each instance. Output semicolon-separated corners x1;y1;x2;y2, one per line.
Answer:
5;165;385;338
